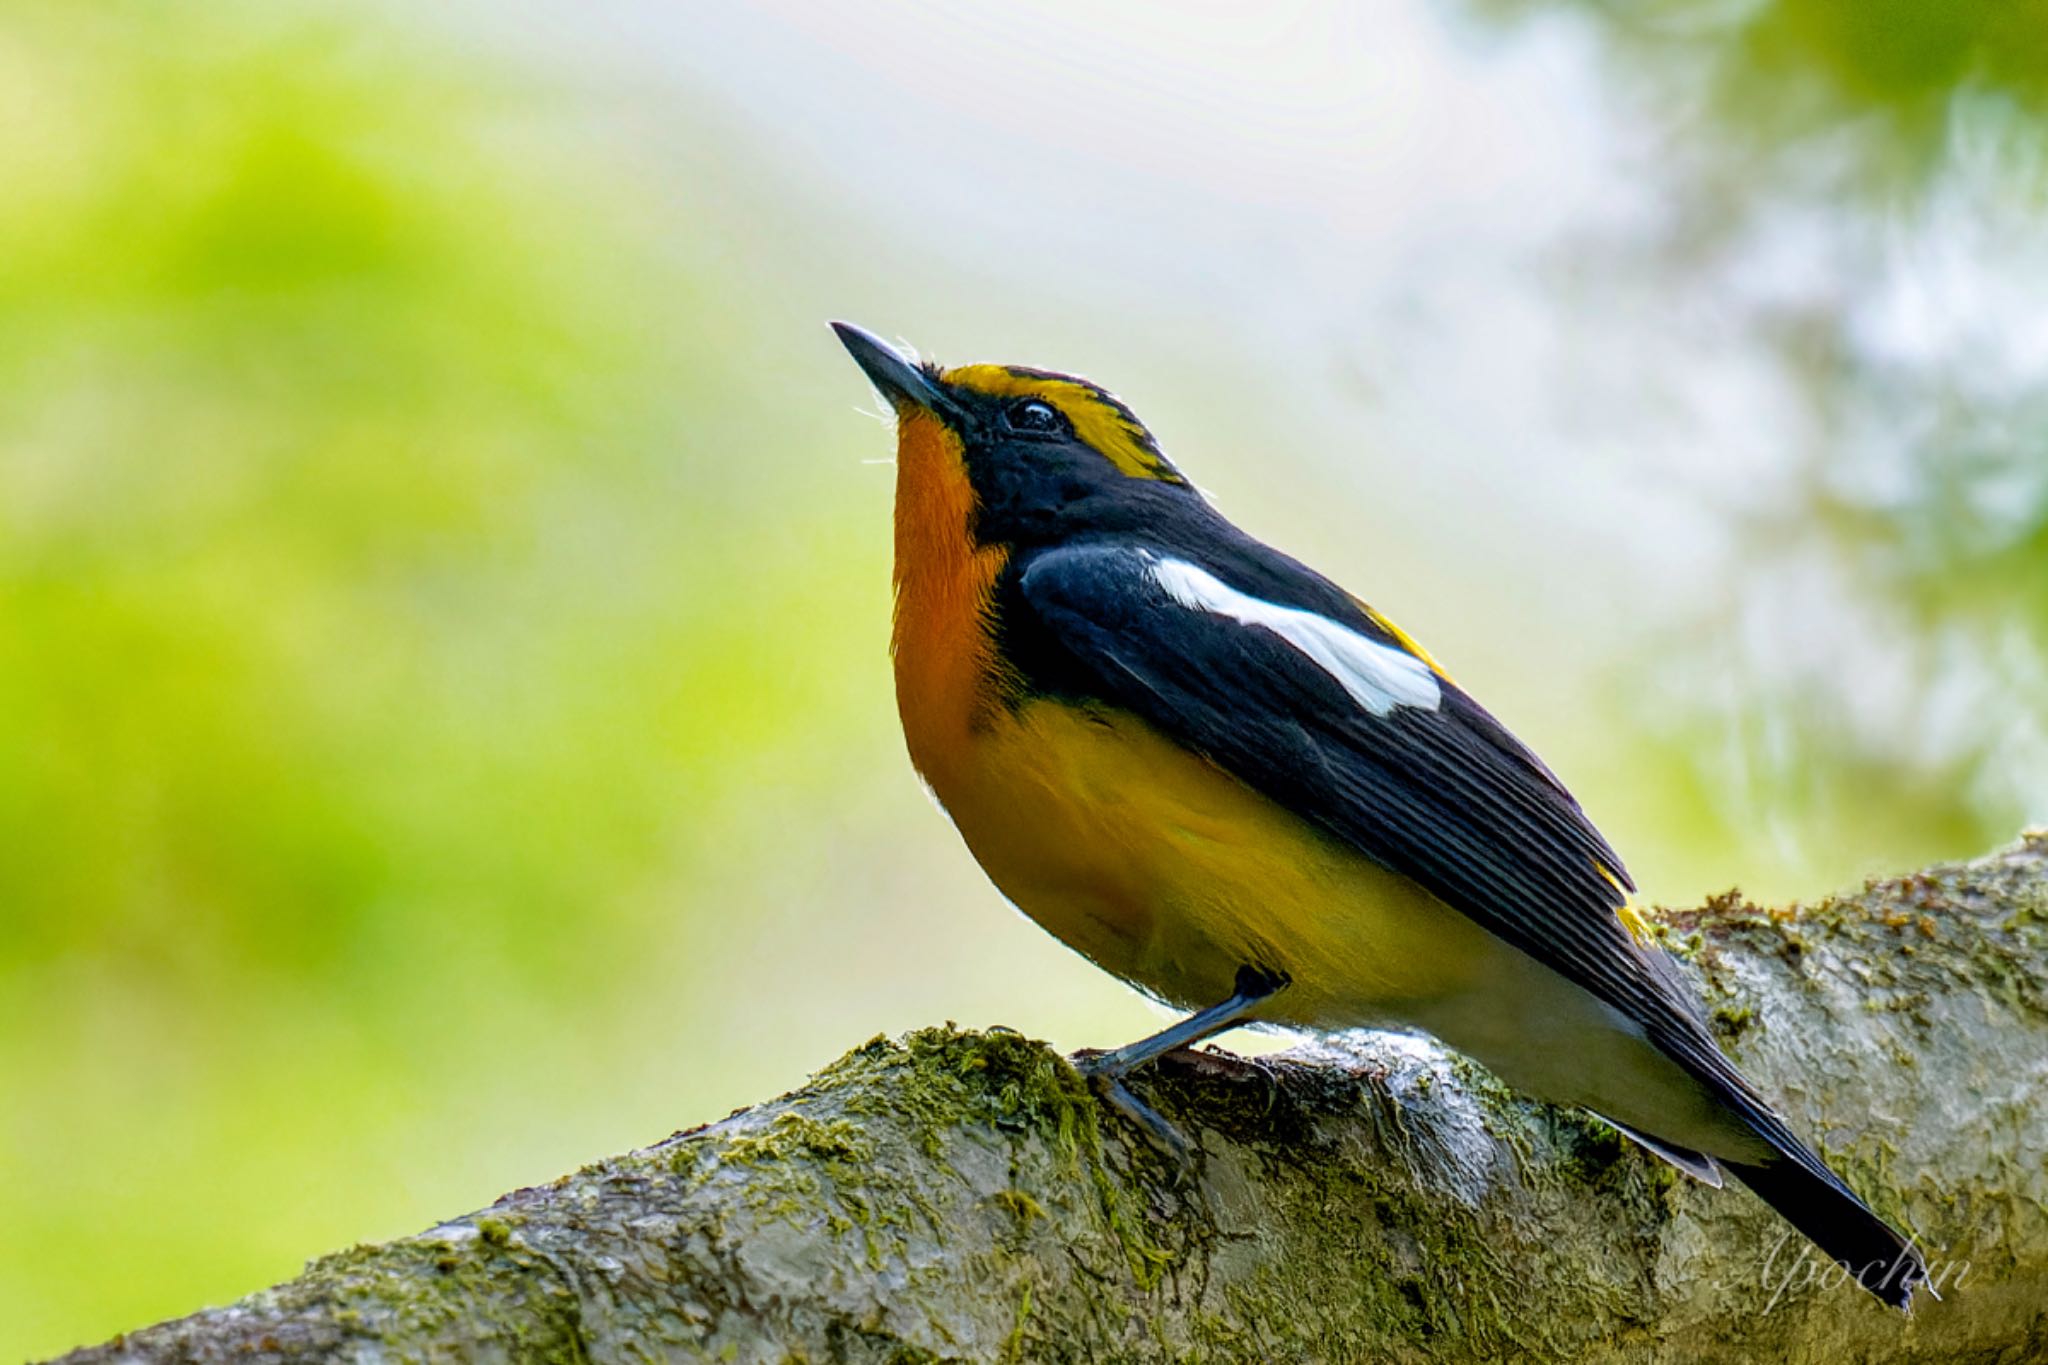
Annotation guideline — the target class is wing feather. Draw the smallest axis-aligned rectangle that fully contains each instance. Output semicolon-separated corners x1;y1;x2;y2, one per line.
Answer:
1010;543;1832;1172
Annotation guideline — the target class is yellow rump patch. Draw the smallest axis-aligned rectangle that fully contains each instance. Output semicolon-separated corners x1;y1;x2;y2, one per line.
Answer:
1596;861;1656;947
942;364;1185;485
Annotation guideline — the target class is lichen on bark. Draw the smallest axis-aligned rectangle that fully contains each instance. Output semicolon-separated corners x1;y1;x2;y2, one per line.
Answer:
58;836;2048;1363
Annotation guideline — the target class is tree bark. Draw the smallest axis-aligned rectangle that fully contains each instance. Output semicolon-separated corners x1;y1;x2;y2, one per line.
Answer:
57;836;2048;1364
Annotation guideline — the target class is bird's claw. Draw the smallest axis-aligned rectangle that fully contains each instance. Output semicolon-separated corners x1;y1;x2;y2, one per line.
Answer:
1074;1054;1194;1166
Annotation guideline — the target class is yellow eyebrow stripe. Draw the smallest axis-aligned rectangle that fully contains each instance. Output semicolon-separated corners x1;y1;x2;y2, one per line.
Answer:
942;364;1185;484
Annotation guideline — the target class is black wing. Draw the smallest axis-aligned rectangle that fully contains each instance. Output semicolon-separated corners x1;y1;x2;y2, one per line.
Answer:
1008;541;1782;1136
1010;540;1921;1304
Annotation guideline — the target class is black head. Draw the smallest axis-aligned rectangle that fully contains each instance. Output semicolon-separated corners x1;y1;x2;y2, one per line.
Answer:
833;322;1200;547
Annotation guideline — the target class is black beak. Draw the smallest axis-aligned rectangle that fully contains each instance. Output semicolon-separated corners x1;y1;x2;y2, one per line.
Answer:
830;322;967;423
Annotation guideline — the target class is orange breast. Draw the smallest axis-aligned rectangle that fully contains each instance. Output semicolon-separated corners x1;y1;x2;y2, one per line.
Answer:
889;411;1008;791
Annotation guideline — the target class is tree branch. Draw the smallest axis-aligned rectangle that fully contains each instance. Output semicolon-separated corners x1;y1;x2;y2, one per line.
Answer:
58;837;2048;1363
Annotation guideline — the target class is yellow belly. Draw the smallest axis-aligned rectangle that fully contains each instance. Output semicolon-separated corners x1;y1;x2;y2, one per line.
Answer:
916;696;1767;1157
922;697;1508;1026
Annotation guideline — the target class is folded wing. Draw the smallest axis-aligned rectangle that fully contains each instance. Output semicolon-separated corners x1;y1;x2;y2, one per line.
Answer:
1009;542;1784;1144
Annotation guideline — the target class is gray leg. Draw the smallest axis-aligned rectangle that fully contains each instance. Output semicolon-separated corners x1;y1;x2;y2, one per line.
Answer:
1077;965;1288;1159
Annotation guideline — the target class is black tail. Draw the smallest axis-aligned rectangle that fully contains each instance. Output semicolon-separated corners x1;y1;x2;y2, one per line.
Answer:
1723;1153;1926;1310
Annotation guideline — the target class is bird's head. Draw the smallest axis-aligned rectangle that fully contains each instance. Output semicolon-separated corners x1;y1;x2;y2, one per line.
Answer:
833;322;1196;548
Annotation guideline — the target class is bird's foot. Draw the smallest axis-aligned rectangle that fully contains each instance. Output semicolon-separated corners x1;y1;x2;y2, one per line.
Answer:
1073;1051;1193;1165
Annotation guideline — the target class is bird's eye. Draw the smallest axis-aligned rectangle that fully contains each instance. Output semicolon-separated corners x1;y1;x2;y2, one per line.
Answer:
1006;399;1064;434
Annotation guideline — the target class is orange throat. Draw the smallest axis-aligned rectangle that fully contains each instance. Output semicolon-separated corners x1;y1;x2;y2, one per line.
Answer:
890;411;1008;787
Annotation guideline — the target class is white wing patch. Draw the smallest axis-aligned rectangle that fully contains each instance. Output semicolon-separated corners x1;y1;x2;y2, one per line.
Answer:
1146;557;1441;715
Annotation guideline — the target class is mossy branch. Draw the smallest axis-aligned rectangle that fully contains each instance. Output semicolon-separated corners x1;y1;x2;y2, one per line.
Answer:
57;837;2048;1363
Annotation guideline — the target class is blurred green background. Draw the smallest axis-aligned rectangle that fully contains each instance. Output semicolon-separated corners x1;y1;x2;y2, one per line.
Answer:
3;0;2043;1355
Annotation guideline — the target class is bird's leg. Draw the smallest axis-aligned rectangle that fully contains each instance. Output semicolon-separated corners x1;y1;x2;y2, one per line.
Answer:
1075;965;1288;1161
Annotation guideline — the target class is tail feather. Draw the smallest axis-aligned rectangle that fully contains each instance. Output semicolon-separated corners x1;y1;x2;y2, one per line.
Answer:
1604;956;1928;1311
1722;1154;1927;1311
1592;1111;1723;1187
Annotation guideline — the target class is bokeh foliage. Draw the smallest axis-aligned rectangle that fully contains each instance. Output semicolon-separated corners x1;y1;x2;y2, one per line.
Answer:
1472;0;2048;887
0;3;895;1352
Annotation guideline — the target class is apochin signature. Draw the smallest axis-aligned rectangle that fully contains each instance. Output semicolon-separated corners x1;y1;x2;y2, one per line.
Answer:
1757;1229;1969;1312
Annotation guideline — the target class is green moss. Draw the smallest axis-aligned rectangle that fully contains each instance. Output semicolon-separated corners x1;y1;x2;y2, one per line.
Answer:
268;1236;593;1363
724;1111;875;1168
810;1025;1183;1288
1711;1002;1756;1040
825;1027;1094;1162
999;1285;1033;1364
989;1189;1048;1227
1547;1107;1630;1184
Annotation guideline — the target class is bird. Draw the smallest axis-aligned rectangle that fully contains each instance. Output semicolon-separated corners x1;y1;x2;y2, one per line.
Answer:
830;320;1926;1310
